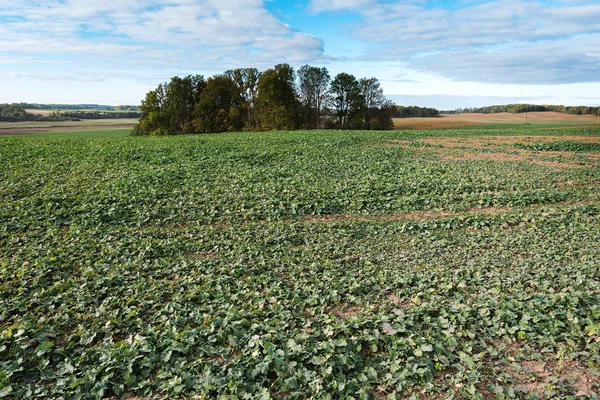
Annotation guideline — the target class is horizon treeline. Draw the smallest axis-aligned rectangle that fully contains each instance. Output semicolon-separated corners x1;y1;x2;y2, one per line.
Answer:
0;104;139;122
133;64;407;135
13;103;139;111
445;104;600;115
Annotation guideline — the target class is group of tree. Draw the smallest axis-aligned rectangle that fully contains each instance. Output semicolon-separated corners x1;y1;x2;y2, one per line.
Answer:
55;110;141;120
394;106;440;118
133;64;397;136
0;104;61;122
447;104;600;115
14;103;139;111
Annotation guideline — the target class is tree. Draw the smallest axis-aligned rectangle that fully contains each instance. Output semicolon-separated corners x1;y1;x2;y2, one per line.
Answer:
163;75;206;134
134;75;205;135
370;99;396;130
224;68;261;130
255;64;299;130
329;73;361;129
358;77;386;129
193;75;244;133
133;84;168;136
297;65;330;129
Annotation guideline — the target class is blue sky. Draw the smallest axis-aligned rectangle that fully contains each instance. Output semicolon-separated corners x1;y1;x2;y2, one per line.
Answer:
1;0;599;108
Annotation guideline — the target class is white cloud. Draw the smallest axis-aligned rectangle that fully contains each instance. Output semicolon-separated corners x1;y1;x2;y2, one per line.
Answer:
308;0;375;13
318;0;600;84
0;0;327;67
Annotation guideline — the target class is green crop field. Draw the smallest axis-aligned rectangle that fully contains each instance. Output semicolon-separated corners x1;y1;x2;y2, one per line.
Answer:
1;126;599;399
0;119;139;129
0;128;132;139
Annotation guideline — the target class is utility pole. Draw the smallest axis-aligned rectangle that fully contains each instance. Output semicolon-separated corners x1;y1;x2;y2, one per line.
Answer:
525;112;528;124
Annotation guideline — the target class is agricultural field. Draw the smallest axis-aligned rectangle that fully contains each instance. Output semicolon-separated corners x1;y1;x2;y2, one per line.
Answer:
0;119;138;136
1;125;600;399
393;112;600;130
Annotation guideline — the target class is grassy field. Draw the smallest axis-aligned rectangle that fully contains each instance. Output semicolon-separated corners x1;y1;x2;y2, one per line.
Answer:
0;119;137;137
1;126;600;399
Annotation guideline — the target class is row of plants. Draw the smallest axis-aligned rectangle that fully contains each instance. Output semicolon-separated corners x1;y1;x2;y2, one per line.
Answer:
1;126;599;398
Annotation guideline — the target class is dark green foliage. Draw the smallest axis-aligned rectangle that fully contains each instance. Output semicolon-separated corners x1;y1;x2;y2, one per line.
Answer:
0;104;30;121
132;65;395;135
0;105;64;122
516;140;600;152
193;75;244;133
329;73;362;129
52;111;140;119
134;75;205;136
395;106;440;118
297;65;331;129
224;68;262;130
255;64;300;130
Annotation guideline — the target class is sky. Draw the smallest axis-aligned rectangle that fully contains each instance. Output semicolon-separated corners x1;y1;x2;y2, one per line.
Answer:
0;0;599;109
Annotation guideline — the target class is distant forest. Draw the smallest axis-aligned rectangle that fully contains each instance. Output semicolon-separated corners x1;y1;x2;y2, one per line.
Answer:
134;64;441;136
14;103;139;111
0;104;140;122
444;104;600;115
395;106;439;118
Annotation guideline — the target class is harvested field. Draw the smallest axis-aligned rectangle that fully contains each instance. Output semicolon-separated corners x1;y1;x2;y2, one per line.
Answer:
0;118;138;135
394;112;600;129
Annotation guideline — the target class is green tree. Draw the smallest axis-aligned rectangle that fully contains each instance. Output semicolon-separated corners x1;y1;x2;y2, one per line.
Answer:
163;75;206;134
255;64;299;130
134;75;205;135
330;73;361;129
297;65;330;129
133;84;168;136
224;68;261;130
358;77;386;129
193;75;244;133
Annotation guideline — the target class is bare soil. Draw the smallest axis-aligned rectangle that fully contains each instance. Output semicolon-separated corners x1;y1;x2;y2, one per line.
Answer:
394;112;600;130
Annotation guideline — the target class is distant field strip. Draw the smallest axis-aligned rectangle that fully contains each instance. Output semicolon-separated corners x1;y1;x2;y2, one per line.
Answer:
0;118;137;135
394;112;600;130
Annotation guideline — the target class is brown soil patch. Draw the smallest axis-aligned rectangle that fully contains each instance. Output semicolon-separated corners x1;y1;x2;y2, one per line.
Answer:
302;199;599;225
386;139;411;148
393;117;484;130
439;150;586;169
330;305;364;319
385;135;600;169
185;251;218;261
419;135;600;148
386;293;411;310
555;181;600;189
305;205;511;224
422;112;600;127
507;358;599;397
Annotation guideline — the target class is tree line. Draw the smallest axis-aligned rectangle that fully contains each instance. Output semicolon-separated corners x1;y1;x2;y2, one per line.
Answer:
0;104;62;122
55;110;141;119
0;104;139;122
133;64;399;135
394;106;439;118
446;104;600;115
14;103;139;111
